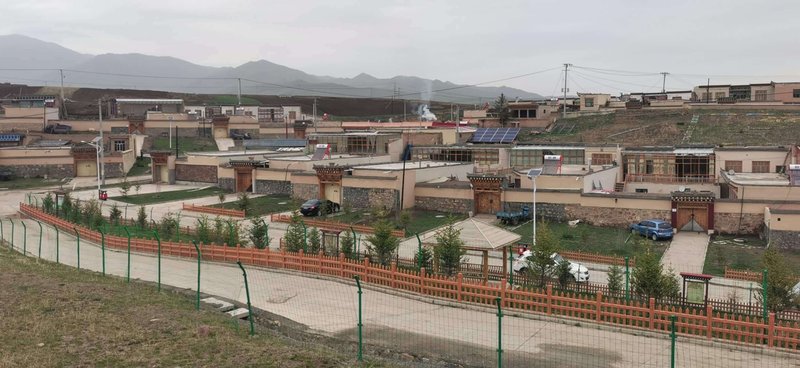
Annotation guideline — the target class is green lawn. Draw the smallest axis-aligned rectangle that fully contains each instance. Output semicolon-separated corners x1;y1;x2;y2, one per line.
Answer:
112;187;225;205
703;234;800;276
211;195;299;217
151;136;218;155
510;221;668;260
126;157;151;177
0;177;66;190
327;210;466;237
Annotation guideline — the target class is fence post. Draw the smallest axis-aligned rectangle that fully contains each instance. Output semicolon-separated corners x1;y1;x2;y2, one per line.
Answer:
72;226;80;270
36;221;43;259
153;231;162;292
596;291;603;322
339;252;345;277
495;297;503;368
123;227;131;283
363;257;369;283
767;313;775;348
54;225;59;264
98;227;106;276
192;240;201;311
457;273;463;302
624;256;630;302
761;269;768;322
236;261;255;336
21;221;27;255
546;284;553;315
420;267;426;295
649;298;656;330
353;275;363;362
670;315;677;368
706;304;713;339
508;251;514;287
391;261;397;288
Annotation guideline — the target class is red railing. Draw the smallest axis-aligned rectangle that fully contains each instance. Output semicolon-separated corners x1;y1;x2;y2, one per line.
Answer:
725;267;762;282
625;174;714;184
270;213;406;237
17;203;800;351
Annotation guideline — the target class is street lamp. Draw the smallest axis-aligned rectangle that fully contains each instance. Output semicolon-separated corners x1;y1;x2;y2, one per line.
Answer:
527;168;543;245
82;138;102;197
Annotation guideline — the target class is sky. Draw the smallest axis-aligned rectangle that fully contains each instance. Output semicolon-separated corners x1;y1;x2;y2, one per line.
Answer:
1;0;800;96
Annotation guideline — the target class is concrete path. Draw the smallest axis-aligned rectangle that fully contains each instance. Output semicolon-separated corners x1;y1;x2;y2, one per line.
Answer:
4;218;795;367
660;232;710;274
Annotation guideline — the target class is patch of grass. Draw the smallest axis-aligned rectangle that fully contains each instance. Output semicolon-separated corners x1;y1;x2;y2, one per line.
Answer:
327;210;467;237
112;187;225;205
0;177;66;190
151;136;218;155
211;195;299;217
126;157;150;177
511;222;668;260
703;234;800;276
0;245;374;368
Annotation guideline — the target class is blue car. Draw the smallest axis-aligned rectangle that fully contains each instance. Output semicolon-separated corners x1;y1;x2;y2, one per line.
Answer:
629;219;674;241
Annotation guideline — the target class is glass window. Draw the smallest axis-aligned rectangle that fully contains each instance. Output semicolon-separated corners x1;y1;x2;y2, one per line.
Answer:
725;160;742;173
794;89;800;98
752;161;770;173
114;140;126;151
585;98;594;107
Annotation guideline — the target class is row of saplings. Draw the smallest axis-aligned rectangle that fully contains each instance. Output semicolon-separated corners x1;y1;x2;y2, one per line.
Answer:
38;192;271;249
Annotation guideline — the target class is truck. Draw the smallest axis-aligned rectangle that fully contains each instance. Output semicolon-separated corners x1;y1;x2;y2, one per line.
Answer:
496;205;530;225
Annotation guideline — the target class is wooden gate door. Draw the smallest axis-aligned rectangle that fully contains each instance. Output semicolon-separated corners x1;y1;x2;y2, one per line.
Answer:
677;204;708;232
476;192;501;214
235;169;253;192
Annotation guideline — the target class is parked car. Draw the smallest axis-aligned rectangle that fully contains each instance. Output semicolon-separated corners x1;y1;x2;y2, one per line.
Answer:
512;251;590;282
299;199;340;216
230;131;251;140
629;219;674;240
44;124;72;134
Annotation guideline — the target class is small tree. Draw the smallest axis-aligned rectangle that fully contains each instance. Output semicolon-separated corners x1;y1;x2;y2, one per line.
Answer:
136;206;147;229
81;199;104;228
218;192;226;204
365;220;400;266
42;193;55;214
224;219;242;247
237;192;251;216
631;245;680;300
109;203;122;225
119;177;132;197
525;221;560;288
433;221;466;276
248;219;270;249
196;215;211;244
60;193;73;219
70;199;82;223
757;248;799;313
413;247;433;273
341;230;356;259
212;216;225;245
307;227;321;253
134;184;142;195
607;265;624;295
492;93;511;127
555;259;573;289
283;212;307;252
159;212;179;240
398;210;411;230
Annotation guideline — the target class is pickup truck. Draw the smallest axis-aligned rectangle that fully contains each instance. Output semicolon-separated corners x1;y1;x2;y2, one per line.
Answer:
496;205;530;225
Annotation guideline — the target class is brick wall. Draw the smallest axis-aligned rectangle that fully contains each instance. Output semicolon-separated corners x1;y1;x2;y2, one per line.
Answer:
176;164;217;183
218;178;235;192
343;187;397;210
292;183;319;200
254;179;291;196
565;205;671;228
714;212;764;234
768;230;800;251
1;164;74;179
414;196;474;214
104;162;124;178
504;202;567;222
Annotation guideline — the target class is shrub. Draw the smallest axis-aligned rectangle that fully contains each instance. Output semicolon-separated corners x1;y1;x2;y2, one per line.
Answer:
248;219;270;249
307;227;321;254
212;216;225;245
283;212;306;252
196;215;211;244
433;221;466;276
631;243;680;300
341;230;356;259
119;177;131;197
237;192;251;216
159;212;179;240
136;206;147;229
366;220;399;266
109;203;122;225
42;193;55;214
224;218;242;247
607;265;624;294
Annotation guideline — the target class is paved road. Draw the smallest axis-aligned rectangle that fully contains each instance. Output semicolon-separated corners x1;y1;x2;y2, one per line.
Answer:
660;232;710;275
3;218;796;367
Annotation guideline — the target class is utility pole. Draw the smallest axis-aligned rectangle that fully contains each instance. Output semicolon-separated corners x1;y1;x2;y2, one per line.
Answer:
237;78;242;106
313;97;317;134
660;72;669;93
59;69;66;119
403;98;407;122
563;63;570;118
706;78;711;104
391;82;397;118
98;99;105;185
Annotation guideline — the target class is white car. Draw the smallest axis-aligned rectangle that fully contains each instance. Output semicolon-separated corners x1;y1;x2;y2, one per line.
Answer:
513;251;590;282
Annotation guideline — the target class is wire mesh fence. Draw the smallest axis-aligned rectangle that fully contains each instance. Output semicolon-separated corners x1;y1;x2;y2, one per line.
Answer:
3;204;800;367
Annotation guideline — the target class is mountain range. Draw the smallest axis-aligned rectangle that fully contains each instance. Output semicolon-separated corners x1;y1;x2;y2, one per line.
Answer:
0;34;542;103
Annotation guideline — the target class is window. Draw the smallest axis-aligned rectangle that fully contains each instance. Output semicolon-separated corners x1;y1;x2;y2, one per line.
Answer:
591;153;613;165
113;140;126;151
645;160;654;174
714;92;726;99
585;98;594;108
725;160;742;173
635;188;648;193
794;89;800;98
752;161;770;173
754;90;768;101
510;148;584;168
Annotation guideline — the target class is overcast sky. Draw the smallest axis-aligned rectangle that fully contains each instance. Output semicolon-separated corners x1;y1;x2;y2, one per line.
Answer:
2;0;799;95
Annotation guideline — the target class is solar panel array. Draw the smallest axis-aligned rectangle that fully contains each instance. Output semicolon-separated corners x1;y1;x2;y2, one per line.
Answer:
469;128;520;143
0;134;22;142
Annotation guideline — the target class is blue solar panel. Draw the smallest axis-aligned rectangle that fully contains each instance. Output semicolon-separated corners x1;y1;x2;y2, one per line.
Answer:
469;128;519;143
0;134;22;142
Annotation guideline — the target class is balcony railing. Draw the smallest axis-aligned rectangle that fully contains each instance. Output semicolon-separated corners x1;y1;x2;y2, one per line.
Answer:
625;173;714;184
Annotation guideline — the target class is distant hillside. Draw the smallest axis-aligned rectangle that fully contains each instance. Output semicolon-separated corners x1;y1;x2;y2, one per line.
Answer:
0;34;542;103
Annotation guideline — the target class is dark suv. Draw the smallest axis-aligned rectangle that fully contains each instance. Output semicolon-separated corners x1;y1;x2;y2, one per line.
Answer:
300;199;340;216
44;124;72;134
